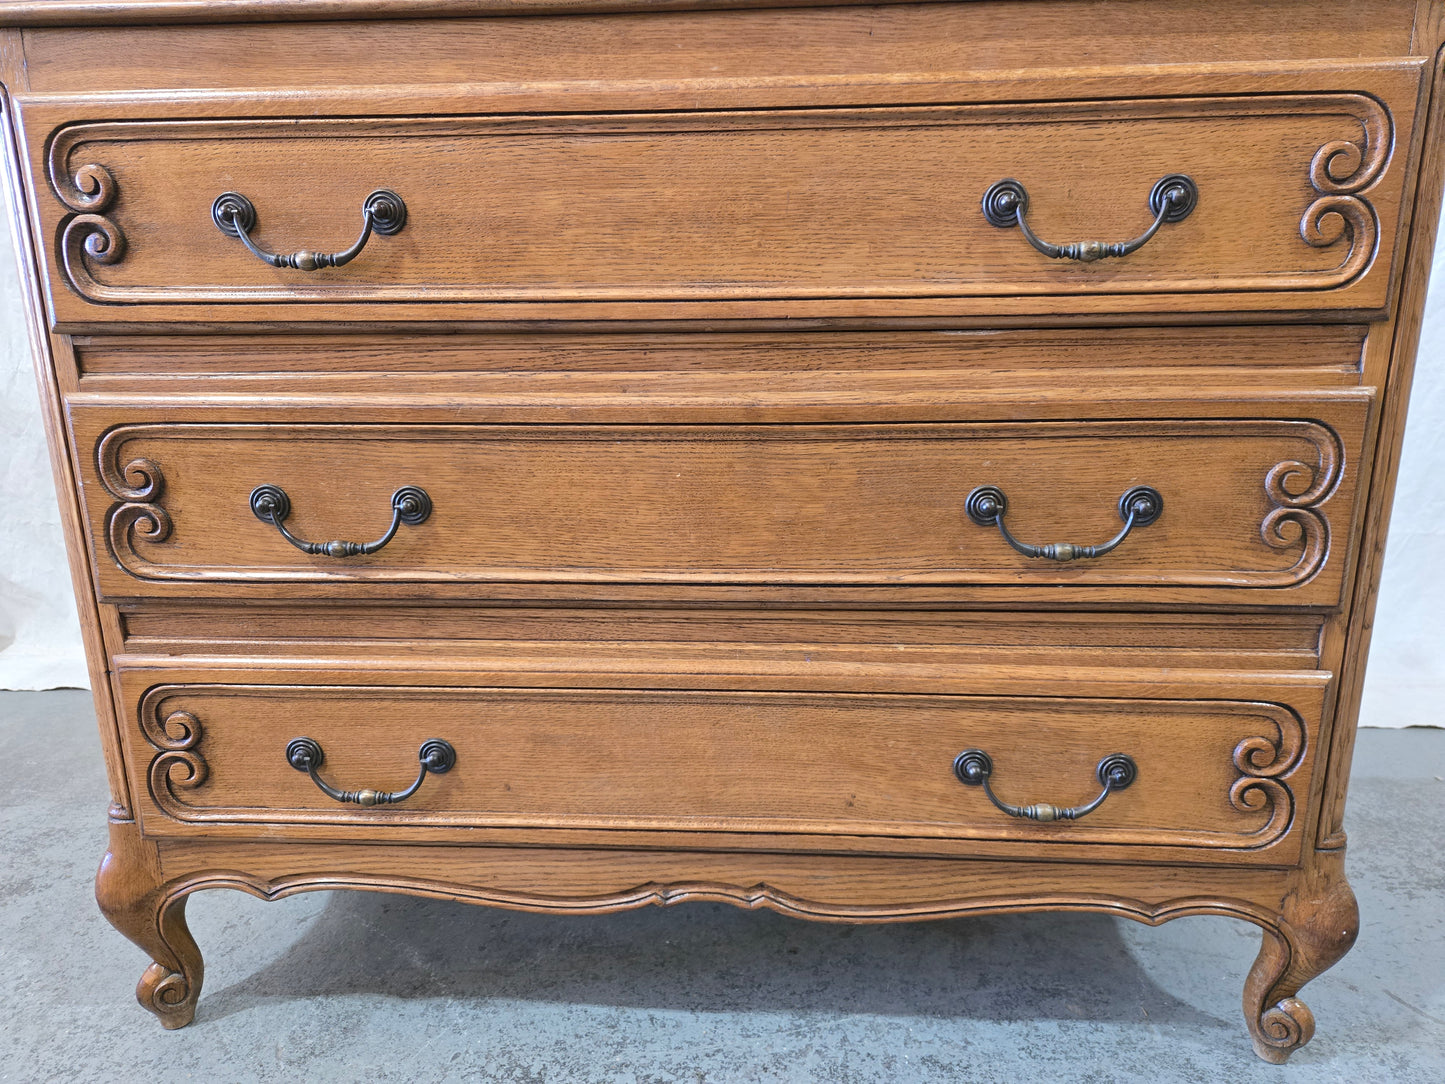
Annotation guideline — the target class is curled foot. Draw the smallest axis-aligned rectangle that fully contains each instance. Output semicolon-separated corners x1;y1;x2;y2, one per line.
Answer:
139;962;198;1030
1252;996;1316;1063
1245;854;1358;1063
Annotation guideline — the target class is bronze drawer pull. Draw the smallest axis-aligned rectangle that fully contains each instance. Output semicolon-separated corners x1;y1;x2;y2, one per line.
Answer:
965;484;1162;562
249;484;432;558
211;189;407;270
953;749;1137;822
286;737;456;807
981;174;1197;262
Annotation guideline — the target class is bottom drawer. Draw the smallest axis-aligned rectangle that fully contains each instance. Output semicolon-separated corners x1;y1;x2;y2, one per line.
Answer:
117;661;1328;863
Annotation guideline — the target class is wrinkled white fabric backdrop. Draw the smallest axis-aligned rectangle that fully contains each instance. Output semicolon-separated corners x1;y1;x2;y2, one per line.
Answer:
1;185;86;689
1;185;1442;727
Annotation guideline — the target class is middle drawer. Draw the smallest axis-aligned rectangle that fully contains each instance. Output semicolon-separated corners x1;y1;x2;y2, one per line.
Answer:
72;395;1369;607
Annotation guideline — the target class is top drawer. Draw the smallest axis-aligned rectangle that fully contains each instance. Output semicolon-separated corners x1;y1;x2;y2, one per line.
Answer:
19;63;1424;326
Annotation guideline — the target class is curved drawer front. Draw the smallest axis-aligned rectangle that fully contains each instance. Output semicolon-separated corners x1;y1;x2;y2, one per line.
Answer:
31;62;1420;323
75;403;1369;605
119;669;1329;863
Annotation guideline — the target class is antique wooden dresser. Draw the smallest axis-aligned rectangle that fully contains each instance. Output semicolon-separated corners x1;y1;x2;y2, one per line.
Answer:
4;0;1443;1062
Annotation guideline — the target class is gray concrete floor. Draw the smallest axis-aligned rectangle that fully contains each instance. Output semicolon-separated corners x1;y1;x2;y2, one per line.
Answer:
0;690;1440;1083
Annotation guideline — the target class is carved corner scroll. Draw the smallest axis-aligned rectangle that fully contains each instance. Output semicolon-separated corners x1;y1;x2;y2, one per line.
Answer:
97;428;172;577
92;418;1352;591
139;690;208;818
49;159;127;299
43;88;1396;307
1299;98;1392;287
1257;422;1346;589
1229;705;1308;849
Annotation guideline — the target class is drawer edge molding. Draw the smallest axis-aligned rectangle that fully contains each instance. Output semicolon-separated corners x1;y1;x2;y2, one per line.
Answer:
134;683;1310;854
91;417;1349;593
44;92;1393;310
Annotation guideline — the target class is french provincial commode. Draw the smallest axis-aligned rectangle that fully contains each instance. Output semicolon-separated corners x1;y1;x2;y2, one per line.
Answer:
3;0;1442;1062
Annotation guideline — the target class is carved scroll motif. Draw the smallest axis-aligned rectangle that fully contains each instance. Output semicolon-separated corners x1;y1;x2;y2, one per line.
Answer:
50;161;127;295
1229;705;1307;848
1258;422;1345;588
44;90;1395;306
97;429;172;575
138;692;209;816
92;418;1351;591
1298;102;1392;284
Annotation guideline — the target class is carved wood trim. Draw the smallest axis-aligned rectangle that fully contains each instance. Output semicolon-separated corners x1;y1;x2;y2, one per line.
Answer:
1;82;143;820
95;432;172;573
47;92;1392;306
162;867;1288;929
1228;706;1308;847
133;683;1308;853
1255;423;1347;589
48;160;127;297
95;819;202;1030
95;418;1348;591
1297;100;1392;286
137;698;208;810
130;849;1325;1042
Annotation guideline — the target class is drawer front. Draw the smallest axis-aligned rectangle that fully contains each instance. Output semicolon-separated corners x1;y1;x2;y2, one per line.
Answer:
27;62;1421;324
73;400;1370;606
117;665;1329;863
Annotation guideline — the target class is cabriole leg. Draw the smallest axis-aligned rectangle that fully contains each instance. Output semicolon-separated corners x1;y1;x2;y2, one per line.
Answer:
1244;850;1359;1063
94;818;203;1029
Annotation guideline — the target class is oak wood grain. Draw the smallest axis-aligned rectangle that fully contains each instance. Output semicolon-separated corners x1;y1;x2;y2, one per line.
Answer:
17;63;1422;325
5;1;1424;73
95;818;202;1029
67;325;1369;378
113;605;1326;669
1243;847;1357;1061
118;671;1324;863
3;0;1440;1058
69;407;1370;607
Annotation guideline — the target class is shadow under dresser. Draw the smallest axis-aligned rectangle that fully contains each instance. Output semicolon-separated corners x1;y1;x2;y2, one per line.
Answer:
3;0;1443;1062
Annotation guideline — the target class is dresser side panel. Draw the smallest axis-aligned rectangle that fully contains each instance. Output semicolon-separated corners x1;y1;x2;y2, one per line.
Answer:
1316;44;1445;851
2;67;133;818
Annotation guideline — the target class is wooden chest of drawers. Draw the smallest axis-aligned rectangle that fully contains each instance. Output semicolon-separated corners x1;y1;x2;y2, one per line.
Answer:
4;0;1442;1062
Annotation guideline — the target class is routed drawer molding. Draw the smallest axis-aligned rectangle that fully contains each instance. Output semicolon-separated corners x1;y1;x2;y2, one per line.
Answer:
78;411;1367;605
34;77;1415;321
125;677;1322;863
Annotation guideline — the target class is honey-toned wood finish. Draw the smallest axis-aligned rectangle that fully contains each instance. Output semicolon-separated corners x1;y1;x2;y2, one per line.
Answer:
26;69;1419;322
4;0;1443;1064
71;405;1370;604
115;664;1328;862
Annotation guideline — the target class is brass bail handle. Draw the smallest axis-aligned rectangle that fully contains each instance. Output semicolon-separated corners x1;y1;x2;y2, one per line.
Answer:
249;484;432;558
954;749;1139;822
981;174;1198;263
286;737;456;807
212;188;407;270
965;485;1163;562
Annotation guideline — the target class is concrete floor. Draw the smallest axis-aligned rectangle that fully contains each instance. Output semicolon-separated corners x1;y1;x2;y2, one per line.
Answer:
0;691;1440;1083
